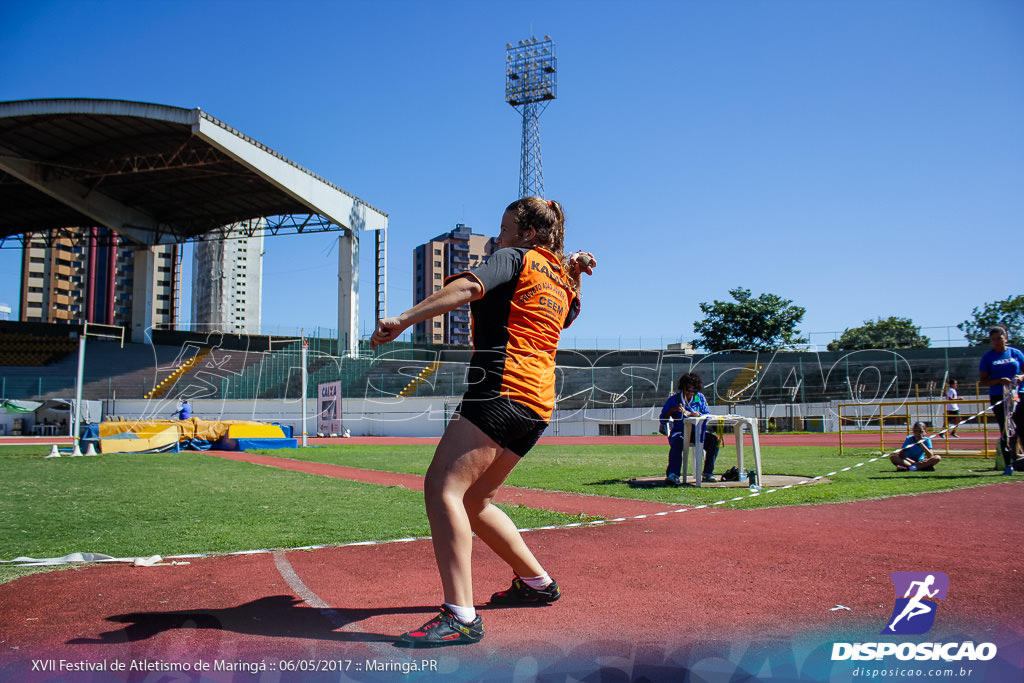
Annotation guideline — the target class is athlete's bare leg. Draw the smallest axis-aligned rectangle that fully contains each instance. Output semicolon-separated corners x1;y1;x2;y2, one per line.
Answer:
463;447;546;579
423;415;505;608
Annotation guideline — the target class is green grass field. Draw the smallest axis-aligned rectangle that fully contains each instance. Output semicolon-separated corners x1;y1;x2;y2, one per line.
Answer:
0;441;1004;585
265;442;1003;509
0;445;591;585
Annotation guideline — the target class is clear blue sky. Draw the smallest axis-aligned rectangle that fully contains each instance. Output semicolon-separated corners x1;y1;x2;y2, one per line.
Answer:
1;0;1022;350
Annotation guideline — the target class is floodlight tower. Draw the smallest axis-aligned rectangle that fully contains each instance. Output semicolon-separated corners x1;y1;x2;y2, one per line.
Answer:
506;36;557;198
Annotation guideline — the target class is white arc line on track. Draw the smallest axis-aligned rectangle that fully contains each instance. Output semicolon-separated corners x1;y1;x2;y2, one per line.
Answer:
272;550;346;624
273;549;402;655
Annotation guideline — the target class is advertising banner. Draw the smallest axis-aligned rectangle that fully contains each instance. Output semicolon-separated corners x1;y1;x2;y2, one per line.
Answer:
317;381;342;435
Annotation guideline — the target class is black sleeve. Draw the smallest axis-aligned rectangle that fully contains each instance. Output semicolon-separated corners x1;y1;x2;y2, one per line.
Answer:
451;248;524;294
564;296;580;328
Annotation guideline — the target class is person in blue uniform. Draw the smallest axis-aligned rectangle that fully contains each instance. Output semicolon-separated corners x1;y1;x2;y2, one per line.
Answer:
177;400;191;420
660;372;719;485
979;326;1024;473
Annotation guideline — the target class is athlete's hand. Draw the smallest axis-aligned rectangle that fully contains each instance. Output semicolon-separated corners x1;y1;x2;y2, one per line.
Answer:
371;317;406;349
569;251;596;277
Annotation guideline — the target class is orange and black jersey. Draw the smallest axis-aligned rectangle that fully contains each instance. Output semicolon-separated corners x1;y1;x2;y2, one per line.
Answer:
447;247;580;421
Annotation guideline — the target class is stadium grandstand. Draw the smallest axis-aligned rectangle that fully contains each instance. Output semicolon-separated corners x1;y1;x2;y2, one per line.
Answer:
0;317;988;435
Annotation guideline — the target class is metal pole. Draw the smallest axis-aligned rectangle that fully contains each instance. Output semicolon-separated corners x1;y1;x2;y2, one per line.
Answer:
838;403;845;455
71;327;86;456
301;329;308;447
629;367;634;408
878;401;885;454
799;356;805;403
982;404;990;463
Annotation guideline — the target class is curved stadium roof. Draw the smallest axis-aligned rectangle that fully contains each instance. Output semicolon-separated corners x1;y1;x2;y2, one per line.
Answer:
0;98;387;247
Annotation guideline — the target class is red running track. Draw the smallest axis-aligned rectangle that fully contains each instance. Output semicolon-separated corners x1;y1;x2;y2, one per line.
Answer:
1;450;1022;681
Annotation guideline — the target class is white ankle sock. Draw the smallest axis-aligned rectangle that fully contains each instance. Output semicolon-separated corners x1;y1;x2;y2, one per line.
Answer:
520;572;552;590
443;602;476;624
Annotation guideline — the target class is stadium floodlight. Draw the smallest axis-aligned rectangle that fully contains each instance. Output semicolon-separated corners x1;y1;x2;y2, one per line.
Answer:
506;35;557;198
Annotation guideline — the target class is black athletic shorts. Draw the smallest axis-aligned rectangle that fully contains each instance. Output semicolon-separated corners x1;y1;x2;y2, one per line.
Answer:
455;395;548;457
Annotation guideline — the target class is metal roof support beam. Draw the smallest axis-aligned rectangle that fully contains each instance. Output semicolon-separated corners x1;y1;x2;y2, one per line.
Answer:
193;115;388;234
44;145;231;181
337;231;359;358
375;227;386;323
130;249;156;344
0;145;170;246
0;213;354;250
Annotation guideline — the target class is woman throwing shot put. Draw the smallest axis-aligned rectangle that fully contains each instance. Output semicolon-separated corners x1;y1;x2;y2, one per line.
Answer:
371;197;595;647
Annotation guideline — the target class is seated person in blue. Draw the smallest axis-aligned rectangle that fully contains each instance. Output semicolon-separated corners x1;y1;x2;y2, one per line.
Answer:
889;421;941;472
660;372;719;485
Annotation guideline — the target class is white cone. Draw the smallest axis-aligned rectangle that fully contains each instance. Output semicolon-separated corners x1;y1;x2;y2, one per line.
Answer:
70;442;83;457
84;442;98;456
45;444;61;458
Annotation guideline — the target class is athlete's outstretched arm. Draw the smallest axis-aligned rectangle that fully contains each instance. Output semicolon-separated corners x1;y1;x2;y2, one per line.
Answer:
371;276;484;348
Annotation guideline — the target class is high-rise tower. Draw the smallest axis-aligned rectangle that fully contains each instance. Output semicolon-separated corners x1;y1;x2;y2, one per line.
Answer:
505;36;557;198
191;221;264;335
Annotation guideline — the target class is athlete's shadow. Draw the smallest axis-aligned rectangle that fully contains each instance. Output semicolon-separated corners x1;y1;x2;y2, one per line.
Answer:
66;595;434;645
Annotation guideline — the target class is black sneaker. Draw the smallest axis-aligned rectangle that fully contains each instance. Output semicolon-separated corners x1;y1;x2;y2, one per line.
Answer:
489;576;561;605
397;605;483;647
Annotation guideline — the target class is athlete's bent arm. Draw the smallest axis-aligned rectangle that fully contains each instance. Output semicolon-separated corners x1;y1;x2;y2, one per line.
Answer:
371;276;483;348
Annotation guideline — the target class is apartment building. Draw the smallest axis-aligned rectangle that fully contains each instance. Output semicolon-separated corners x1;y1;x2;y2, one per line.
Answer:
19;227;178;329
412;224;495;345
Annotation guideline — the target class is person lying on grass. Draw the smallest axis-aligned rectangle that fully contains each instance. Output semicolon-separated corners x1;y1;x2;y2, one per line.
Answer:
889;421;941;472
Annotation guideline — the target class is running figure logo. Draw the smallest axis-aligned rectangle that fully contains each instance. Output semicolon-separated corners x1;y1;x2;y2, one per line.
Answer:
882;572;949;635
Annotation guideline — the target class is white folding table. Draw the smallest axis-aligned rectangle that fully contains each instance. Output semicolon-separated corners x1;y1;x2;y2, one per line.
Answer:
681;414;763;488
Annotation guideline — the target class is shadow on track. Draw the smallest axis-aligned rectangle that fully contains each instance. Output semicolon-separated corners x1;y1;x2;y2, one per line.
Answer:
66;595;440;645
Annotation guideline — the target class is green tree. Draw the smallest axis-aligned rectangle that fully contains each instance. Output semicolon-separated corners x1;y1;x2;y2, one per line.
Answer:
826;317;930;351
957;295;1024;345
693;287;807;352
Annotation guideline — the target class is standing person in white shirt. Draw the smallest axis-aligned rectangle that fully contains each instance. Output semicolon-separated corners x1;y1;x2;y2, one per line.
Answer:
945;379;960;438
